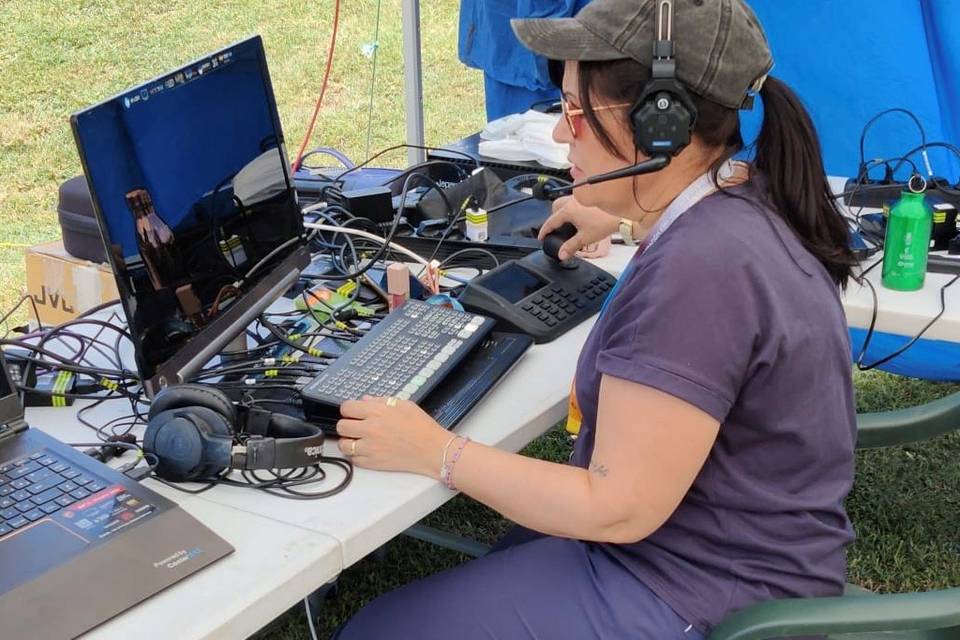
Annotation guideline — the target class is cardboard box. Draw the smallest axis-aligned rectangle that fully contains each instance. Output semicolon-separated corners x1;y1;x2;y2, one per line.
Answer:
24;241;119;325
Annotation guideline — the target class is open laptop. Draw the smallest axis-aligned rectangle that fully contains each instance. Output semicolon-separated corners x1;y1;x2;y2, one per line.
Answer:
0;349;233;639
71;35;310;396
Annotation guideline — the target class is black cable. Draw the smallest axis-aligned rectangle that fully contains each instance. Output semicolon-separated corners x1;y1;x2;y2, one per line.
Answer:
0;294;44;336
858;108;927;173
330;144;479;185
381;160;470;187
302;172;433;285
146;456;353;500
854;264;959;371
438;247;500;270
891;141;960;177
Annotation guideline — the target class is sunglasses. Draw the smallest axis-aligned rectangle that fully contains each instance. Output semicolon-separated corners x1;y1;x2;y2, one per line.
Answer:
560;96;632;138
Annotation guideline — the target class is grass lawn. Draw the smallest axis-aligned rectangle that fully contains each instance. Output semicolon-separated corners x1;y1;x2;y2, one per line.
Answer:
2;2;958;639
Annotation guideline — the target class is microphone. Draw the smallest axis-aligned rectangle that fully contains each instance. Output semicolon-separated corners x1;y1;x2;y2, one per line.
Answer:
486;155;671;214
534;155;671;201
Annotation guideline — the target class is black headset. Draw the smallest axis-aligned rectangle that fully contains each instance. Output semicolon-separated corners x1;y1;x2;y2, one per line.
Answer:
630;0;697;158
143;384;325;482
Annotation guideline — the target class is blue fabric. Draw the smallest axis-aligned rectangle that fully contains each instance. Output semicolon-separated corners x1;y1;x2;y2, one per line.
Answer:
483;73;560;121
459;0;591;120
740;0;960;182
849;328;960;381
333;527;705;640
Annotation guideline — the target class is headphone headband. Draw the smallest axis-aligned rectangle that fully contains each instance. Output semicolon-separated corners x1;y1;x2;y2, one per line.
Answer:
233;409;325;470
630;0;697;157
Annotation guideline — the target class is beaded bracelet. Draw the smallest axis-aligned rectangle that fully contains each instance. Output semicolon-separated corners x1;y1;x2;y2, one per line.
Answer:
441;436;471;490
439;436;463;487
439;434;458;480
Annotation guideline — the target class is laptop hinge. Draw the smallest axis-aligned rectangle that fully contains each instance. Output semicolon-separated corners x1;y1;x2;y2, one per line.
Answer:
0;418;28;441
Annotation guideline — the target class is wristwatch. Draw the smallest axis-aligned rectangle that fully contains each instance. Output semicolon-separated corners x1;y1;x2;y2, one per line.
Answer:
619;218;638;246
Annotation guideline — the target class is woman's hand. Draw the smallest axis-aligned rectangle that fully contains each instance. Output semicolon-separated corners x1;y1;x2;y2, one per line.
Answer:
576;236;612;259
336;396;451;479
538;195;619;261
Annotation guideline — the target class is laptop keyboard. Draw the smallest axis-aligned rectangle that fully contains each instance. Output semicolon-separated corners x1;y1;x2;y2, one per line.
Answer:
0;449;107;539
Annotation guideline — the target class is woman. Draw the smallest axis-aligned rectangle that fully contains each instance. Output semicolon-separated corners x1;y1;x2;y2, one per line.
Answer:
333;0;857;637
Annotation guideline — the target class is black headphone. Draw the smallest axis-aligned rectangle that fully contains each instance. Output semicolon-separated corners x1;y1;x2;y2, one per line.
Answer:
630;0;697;158
144;384;325;482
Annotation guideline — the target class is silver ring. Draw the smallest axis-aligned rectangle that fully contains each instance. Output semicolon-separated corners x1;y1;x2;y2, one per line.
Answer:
349;439;359;456
385;396;398;407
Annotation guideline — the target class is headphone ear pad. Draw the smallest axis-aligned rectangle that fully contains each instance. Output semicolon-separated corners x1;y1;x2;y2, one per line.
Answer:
148;384;237;425
144;406;234;482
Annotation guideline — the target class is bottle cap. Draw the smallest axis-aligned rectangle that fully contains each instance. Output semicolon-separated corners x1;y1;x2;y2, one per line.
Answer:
907;174;927;193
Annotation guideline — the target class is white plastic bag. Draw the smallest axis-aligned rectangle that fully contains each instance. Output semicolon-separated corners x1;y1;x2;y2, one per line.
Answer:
478;110;571;169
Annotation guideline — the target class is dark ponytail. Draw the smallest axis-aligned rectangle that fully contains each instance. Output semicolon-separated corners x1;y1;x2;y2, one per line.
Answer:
578;61;855;288
754;76;854;288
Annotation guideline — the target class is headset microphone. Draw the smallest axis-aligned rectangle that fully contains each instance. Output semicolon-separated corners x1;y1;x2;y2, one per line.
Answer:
533;155;671;201
488;154;672;215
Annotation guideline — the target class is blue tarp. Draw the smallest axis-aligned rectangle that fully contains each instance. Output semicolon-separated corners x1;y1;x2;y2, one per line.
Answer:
849;329;960;382
741;0;960;181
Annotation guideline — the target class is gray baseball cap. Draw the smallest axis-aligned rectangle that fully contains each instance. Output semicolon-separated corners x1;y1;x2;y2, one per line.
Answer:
511;0;773;110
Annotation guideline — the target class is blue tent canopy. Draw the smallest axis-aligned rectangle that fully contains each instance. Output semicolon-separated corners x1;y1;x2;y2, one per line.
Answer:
717;0;959;181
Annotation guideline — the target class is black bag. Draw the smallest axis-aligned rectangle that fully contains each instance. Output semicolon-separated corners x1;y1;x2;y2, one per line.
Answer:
57;176;107;263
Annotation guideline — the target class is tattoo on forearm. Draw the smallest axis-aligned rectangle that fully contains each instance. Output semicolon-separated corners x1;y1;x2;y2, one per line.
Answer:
590;463;609;477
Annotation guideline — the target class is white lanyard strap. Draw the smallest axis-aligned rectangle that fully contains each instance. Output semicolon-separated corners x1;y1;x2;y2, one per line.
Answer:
642;159;738;252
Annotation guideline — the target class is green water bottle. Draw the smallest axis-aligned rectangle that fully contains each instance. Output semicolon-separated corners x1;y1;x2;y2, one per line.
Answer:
881;178;933;291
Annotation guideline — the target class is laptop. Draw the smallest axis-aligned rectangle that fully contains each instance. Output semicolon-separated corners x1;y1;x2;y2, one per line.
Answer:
0;349;233;640
71;35;310;396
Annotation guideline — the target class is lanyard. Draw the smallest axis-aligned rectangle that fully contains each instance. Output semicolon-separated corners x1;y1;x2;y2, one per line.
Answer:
597;160;734;316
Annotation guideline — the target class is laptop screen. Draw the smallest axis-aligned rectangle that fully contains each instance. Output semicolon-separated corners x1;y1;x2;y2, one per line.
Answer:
71;36;304;384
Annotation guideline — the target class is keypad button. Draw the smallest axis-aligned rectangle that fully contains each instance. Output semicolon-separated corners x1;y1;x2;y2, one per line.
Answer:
0;524;11;537
25;468;54;484
40;503;61;515
7;462;41;480
30;487;62;505
7;516;28;529
58;481;79;493
23;509;44;522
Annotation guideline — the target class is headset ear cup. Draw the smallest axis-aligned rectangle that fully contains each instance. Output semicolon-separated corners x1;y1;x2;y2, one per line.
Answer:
144;406;234;482
148;384;237;425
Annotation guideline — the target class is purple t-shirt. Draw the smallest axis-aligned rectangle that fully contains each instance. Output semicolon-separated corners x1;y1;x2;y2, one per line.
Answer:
572;179;856;632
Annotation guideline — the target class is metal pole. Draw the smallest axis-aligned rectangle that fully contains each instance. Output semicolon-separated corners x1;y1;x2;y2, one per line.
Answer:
401;0;426;165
